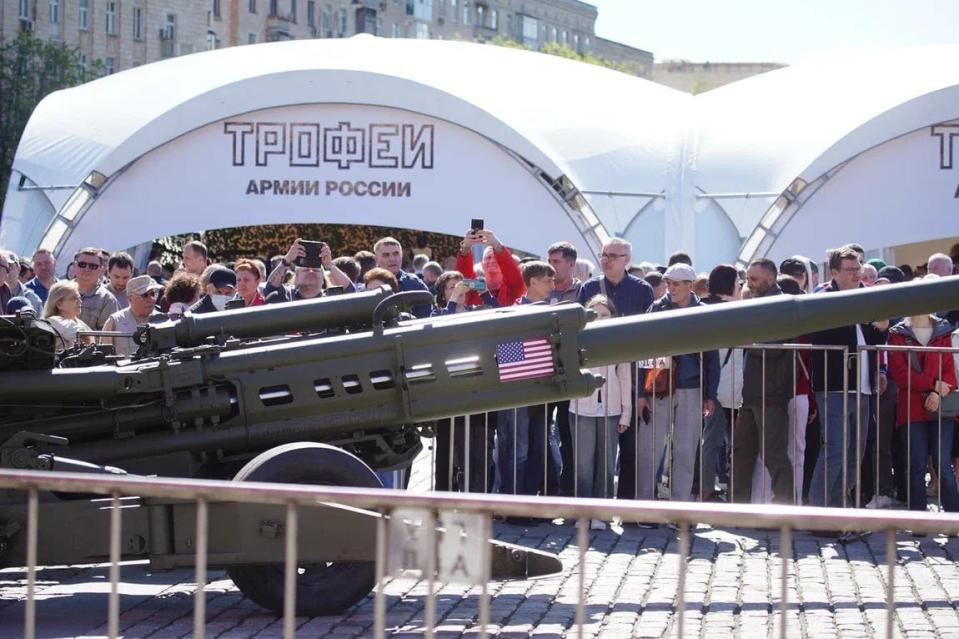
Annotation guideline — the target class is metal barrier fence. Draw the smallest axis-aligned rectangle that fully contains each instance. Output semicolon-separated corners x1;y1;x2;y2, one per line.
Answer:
4;469;959;639
430;342;959;515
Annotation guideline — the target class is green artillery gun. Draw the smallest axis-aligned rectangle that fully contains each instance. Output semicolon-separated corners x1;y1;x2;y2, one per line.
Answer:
0;278;957;614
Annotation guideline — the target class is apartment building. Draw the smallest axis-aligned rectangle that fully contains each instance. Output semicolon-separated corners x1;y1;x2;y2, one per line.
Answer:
1;0;653;77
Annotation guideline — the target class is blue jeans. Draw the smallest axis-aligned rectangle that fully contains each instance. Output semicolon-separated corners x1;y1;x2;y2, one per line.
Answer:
907;420;959;512
496;407;547;495
809;392;870;507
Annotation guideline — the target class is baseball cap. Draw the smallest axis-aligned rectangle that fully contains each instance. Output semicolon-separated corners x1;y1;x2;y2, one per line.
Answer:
126;274;165;297
208;266;237;290
663;263;696;282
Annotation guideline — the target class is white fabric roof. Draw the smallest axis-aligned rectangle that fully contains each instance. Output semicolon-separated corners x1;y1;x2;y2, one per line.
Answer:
3;38;959;266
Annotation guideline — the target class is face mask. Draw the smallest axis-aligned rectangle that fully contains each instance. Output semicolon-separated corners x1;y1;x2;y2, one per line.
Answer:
210;294;233;311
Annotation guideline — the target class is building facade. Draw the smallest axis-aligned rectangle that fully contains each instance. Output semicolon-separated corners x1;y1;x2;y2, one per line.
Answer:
1;0;652;77
652;60;785;94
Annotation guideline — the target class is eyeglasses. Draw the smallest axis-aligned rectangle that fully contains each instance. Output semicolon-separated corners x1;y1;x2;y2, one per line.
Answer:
599;253;627;260
75;261;100;271
840;266;863;274
138;290;159;299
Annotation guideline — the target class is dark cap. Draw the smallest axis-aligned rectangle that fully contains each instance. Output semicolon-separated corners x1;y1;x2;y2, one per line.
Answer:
876;265;904;284
208;266;237;289
779;257;808;279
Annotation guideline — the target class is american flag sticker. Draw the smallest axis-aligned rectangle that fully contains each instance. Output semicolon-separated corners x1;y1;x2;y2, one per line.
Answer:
495;338;555;382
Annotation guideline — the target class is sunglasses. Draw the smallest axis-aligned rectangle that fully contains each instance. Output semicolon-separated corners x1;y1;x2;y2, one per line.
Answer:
75;261;101;271
138;290;159;299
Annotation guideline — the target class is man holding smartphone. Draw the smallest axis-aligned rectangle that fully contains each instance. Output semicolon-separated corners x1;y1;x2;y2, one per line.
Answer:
455;227;526;308
265;239;354;303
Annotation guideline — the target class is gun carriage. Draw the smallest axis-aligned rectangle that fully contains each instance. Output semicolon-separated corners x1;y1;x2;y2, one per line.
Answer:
0;278;956;614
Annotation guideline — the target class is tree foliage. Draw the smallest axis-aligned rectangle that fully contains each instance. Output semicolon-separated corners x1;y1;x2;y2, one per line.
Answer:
0;32;96;212
489;36;632;75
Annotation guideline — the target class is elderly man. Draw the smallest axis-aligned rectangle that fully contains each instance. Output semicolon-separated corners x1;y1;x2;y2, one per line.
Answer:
73;247;119;330
374;237;432;317
638;262;720;504
102;275;164;356
26;248;58;304
927;252;959;326
1;250;42;312
576;238;655;502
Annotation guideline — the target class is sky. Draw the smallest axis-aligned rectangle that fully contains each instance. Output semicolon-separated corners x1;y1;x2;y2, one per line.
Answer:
592;0;959;65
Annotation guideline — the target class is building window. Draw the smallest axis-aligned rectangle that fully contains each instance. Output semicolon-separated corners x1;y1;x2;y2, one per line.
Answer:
213;0;221;19
560;30;566;45
415;22;427;38
550;26;556;42
584;36;589;51
79;0;88;30
207;30;217;50
290;0;297;22
391;22;398;37
269;0;277;17
249;0;256;12
521;15;538;48
248;32;257;44
376;17;382;35
132;7;143;40
337;8;346;35
79;52;87;79
321;5;331;35
573;33;579;52
450;0;457;23
19;0;29;20
105;2;117;36
490;8;497;30
476;5;483;26
49;0;59;25
307;1;315;27
105;56;115;74
462;1;469;25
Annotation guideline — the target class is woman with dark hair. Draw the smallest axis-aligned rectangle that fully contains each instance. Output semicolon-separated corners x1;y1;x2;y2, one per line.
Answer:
363;267;399;292
164;272;202;318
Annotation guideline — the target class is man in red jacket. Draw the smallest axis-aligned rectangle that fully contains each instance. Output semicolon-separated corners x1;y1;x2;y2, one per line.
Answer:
455;228;526;307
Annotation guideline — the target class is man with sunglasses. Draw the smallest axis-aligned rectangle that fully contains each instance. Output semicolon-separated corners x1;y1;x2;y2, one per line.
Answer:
102;275;164;356
1;250;42;312
73;247;119;330
576;238;655;503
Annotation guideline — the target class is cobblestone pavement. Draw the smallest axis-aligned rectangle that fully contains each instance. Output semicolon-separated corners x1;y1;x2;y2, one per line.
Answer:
2;522;959;638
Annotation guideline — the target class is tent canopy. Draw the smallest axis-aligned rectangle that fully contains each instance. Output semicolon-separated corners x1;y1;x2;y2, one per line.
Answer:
3;38;958;267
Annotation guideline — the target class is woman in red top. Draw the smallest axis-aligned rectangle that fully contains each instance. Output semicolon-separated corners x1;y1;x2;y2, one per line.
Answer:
887;302;958;513
234;259;265;307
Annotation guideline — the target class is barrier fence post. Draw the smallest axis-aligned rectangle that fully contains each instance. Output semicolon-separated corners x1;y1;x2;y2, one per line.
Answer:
108;493;121;639
576;517;587;639
676;521;689;639
478;513;492;639
193;496;208;639
283;502;298;639
374;513;388;639
24;487;38;639
780;525;791;639
886;528;897;638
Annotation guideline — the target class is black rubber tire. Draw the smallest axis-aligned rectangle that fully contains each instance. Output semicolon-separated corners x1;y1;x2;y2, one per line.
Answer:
226;442;382;616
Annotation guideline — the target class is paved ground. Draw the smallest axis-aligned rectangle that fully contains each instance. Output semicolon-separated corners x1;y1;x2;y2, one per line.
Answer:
2;522;959;638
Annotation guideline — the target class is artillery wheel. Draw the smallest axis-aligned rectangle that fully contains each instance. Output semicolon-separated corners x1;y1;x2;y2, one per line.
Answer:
227;442;381;616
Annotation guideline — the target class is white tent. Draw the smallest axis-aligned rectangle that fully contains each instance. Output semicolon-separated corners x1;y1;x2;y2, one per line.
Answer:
0;35;687;265
2;37;959;269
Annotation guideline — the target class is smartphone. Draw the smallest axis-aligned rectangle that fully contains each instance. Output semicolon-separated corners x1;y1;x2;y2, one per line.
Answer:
325;285;346;296
470;218;484;232
224;299;245;310
296;240;325;268
463;278;487;292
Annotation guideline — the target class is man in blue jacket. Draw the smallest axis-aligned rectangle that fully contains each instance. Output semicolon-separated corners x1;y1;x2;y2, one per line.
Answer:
637;263;720;502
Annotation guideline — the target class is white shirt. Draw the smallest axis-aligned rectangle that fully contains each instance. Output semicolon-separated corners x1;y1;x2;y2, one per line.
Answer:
570;362;632;422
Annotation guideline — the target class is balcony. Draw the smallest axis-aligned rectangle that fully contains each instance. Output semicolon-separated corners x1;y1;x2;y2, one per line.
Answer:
266;13;295;41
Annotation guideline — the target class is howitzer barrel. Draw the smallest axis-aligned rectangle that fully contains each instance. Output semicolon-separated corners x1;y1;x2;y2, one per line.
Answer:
138;285;394;352
579;275;959;367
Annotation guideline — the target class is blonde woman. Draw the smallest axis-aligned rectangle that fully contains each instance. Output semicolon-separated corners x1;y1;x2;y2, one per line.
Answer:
570;294;632;529
43;280;94;351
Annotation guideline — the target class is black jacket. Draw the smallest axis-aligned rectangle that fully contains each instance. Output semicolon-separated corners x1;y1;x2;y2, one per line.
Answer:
808;281;885;393
742;284;796;404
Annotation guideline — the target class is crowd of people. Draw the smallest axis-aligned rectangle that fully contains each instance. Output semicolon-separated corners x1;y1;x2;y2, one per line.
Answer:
2;233;958;534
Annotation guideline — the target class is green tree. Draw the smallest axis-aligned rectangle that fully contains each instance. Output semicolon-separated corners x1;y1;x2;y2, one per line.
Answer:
0;32;96;212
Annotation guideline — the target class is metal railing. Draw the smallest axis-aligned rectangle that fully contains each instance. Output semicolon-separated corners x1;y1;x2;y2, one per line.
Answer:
4;469;959;639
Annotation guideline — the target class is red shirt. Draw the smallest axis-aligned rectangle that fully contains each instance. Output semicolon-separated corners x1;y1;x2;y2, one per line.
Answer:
247;291;265;307
455;246;526;308
888;328;957;426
